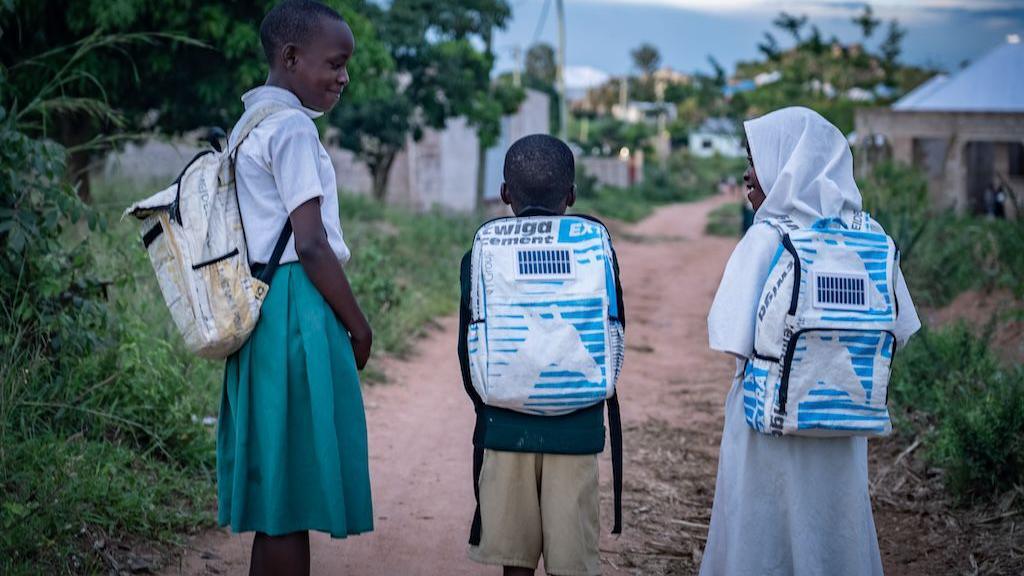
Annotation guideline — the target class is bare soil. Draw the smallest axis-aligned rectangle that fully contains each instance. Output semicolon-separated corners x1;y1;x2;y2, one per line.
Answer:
160;197;1023;575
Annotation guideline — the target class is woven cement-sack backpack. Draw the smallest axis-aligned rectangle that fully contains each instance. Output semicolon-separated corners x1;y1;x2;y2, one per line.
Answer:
467;215;625;415
124;103;291;359
743;212;901;437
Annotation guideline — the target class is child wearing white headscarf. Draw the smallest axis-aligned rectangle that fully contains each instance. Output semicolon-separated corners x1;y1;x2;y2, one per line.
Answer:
700;107;920;576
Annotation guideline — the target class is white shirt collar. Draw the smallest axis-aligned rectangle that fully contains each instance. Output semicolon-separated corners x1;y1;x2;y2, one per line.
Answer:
241;85;323;119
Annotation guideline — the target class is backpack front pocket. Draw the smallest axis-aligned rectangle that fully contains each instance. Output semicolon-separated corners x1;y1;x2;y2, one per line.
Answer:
778;328;896;436
479;294;611;415
190;248;263;355
742;356;783;434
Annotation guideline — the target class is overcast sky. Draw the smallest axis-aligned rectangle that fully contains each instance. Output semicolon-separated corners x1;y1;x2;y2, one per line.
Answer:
492;0;1024;87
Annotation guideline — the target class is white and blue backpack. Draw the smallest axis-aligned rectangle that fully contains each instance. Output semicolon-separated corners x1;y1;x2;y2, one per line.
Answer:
744;212;900;437
467;215;624;415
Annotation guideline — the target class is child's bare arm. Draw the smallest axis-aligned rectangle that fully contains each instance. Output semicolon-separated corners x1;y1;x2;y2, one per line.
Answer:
290;198;373;369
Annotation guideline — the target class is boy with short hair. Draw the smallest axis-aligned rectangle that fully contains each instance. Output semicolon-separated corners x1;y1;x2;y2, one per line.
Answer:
459;134;625;576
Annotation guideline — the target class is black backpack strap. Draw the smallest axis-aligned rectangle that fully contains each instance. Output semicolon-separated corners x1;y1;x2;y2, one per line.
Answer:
608;392;623;534
257;219;293;284
468;443;485;545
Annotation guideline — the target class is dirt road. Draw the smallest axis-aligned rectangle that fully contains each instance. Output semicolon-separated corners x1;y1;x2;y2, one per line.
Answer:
163;195;901;575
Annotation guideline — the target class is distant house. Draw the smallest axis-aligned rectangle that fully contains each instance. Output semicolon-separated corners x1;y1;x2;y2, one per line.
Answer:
336;88;552;212
689;117;745;159
652;67;692;85
723;79;756;99
855;35;1024;218
106;89;551;214
754;70;782;87
611;101;677;125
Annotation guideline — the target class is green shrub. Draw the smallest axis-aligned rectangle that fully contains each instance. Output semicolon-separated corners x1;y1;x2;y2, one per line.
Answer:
858;161;930;260
705;202;744;237
341;194;479;356
1;46;227;567
890;323;1024;502
859;162;1024;306
572;186;656;223
1;435;211;576
935;378;1024;500
907;215;1024;306
574;153;747;222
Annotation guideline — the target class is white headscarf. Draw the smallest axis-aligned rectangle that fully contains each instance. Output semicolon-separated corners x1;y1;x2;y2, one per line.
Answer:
708;108;866;358
744;106;862;227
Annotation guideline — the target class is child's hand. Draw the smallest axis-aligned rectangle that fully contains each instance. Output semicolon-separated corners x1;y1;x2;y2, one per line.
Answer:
350;325;373;370
291;200;374;371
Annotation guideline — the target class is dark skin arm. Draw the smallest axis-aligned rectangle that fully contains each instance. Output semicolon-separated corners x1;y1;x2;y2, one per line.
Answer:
290;197;372;369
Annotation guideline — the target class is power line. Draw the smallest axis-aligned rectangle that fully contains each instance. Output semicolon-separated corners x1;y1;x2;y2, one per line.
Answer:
532;0;552;46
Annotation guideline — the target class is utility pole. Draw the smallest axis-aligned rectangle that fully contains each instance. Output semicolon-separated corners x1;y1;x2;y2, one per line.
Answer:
512;45;523;88
556;0;568;140
655;75;669;168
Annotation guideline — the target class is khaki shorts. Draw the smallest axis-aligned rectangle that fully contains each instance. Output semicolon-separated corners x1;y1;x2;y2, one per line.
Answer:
468;449;601;576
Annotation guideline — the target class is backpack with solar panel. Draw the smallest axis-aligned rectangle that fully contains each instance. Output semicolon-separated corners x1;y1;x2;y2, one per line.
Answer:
467;215;624;416
743;211;901;437
465;213;626;535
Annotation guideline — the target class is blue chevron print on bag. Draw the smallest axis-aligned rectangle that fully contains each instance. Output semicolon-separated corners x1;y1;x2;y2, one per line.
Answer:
743;212;900;437
468;216;624;416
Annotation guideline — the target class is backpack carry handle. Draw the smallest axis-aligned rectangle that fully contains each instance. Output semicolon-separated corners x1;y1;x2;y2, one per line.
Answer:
168;103;289;227
201;127;227;153
811;216;849;230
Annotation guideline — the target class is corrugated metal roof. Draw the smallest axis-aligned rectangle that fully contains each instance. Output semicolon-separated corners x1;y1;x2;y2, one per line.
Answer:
892;37;1023;113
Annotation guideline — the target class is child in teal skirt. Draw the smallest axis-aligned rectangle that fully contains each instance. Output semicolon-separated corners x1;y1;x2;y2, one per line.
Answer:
218;1;374;574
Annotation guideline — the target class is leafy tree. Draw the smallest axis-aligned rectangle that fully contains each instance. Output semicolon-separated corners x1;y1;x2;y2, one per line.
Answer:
332;0;520;200
706;55;726;90
522;43;560;138
758;32;781;62
0;34;115;367
880;19;907;79
852;4;881;40
804;25;826;56
0;0;390;201
773;11;808;44
631;43;661;76
525;42;556;86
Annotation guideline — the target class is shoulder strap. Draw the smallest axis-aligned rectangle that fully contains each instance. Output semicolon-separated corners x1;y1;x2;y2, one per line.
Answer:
761;215;800;237
227;101;292;157
608;392;623;534
468;443;485;546
231;101;294;283
257;219;293;284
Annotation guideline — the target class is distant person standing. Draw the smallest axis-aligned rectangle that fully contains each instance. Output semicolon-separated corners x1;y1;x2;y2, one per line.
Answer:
994;183;1008;219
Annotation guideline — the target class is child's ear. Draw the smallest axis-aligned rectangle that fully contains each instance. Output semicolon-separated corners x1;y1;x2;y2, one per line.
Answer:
282;44;298;71
500;182;511;207
566;184;576;208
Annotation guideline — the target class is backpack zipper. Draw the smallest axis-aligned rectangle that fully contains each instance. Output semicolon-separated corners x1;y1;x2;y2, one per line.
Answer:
781;234;801;316
778;327;898;413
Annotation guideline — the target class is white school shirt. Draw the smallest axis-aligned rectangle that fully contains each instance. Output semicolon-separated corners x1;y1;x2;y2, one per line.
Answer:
229;85;350;266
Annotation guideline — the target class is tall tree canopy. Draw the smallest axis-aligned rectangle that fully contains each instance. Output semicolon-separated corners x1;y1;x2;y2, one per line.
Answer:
631;43;661;76
331;0;521;200
525;42;556;86
0;0;390;199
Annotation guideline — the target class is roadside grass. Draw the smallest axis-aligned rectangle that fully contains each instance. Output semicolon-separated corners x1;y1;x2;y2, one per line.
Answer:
1;178;480;574
704;201;745;237
575;153;746;223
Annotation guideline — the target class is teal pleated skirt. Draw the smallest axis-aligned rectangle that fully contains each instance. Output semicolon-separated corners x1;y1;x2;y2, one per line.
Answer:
217;263;373;538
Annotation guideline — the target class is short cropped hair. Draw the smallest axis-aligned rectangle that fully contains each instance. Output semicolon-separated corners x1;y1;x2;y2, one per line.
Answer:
260;0;345;62
503;134;575;210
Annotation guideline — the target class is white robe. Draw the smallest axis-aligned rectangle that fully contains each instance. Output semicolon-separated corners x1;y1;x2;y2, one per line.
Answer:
700;108;921;576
